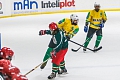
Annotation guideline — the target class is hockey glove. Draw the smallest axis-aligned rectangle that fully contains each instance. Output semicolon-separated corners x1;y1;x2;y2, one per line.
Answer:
99;23;104;29
99;20;106;29
39;30;46;35
50;51;56;59
66;35;70;41
66;34;73;41
84;26;88;33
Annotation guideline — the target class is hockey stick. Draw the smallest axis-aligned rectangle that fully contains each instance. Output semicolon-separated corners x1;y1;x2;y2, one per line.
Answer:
71;37;91;52
24;58;50;76
69;40;102;52
71;30;98;52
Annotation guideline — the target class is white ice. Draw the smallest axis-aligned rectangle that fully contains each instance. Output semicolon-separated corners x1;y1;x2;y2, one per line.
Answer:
0;12;120;80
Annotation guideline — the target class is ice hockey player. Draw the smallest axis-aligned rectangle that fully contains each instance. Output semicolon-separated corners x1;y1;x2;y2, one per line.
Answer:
0;47;28;80
83;2;107;52
39;22;69;79
39;14;79;70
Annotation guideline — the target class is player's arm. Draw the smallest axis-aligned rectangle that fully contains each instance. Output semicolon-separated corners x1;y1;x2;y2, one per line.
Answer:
57;18;66;30
102;11;107;23
39;30;52;35
67;27;79;39
85;11;92;25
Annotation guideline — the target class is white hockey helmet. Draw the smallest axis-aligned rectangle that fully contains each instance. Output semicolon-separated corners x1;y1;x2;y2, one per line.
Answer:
70;14;79;22
94;2;100;7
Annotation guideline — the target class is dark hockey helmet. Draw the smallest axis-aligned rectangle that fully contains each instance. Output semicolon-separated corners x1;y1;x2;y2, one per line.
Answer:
49;22;58;31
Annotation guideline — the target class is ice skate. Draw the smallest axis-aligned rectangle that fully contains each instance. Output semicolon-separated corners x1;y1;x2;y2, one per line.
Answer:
83;47;86;53
48;72;56;79
94;46;98;52
58;68;68;74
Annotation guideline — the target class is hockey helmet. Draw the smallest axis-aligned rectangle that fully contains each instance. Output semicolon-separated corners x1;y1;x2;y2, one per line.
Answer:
70;14;79;25
49;22;58;31
0;47;14;60
94;2;100;7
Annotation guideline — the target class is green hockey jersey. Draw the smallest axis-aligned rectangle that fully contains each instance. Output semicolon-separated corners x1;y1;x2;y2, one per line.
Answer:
46;29;68;52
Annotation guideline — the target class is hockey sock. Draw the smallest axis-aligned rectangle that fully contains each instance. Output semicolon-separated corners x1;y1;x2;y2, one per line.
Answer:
84;37;92;48
43;47;53;62
95;35;102;47
60;61;65;69
52;63;59;73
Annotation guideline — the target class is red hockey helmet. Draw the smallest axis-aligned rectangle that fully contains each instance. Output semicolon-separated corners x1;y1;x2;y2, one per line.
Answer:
49;22;58;31
1;47;10;52
0;47;14;60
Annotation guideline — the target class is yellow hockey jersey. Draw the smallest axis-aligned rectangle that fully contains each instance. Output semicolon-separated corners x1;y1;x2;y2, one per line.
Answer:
86;10;107;29
57;18;79;38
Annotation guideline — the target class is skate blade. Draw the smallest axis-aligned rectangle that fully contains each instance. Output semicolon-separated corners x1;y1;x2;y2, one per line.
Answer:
47;78;55;80
47;77;55;80
58;72;68;76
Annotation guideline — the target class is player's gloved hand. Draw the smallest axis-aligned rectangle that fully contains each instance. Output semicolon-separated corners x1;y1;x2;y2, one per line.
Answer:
39;30;46;35
99;20;106;29
99;23;104;29
66;34;73;41
84;26;88;33
66;35;70;41
50;51;56;59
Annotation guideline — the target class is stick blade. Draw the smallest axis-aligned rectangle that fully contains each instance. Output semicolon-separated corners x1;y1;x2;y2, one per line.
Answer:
71;49;79;52
93;46;102;52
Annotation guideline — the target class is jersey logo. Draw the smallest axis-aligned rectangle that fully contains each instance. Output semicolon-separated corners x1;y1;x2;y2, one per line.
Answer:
53;36;57;44
93;19;101;22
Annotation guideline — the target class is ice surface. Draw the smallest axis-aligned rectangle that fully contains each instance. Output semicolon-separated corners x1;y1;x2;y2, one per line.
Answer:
0;12;120;80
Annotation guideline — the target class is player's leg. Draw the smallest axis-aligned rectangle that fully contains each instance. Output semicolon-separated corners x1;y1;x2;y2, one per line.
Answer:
59;61;65;70
58;61;67;74
48;50;63;79
83;27;96;51
94;29;102;49
55;49;68;74
43;47;53;61
40;47;53;69
48;49;68;79
48;63;58;79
